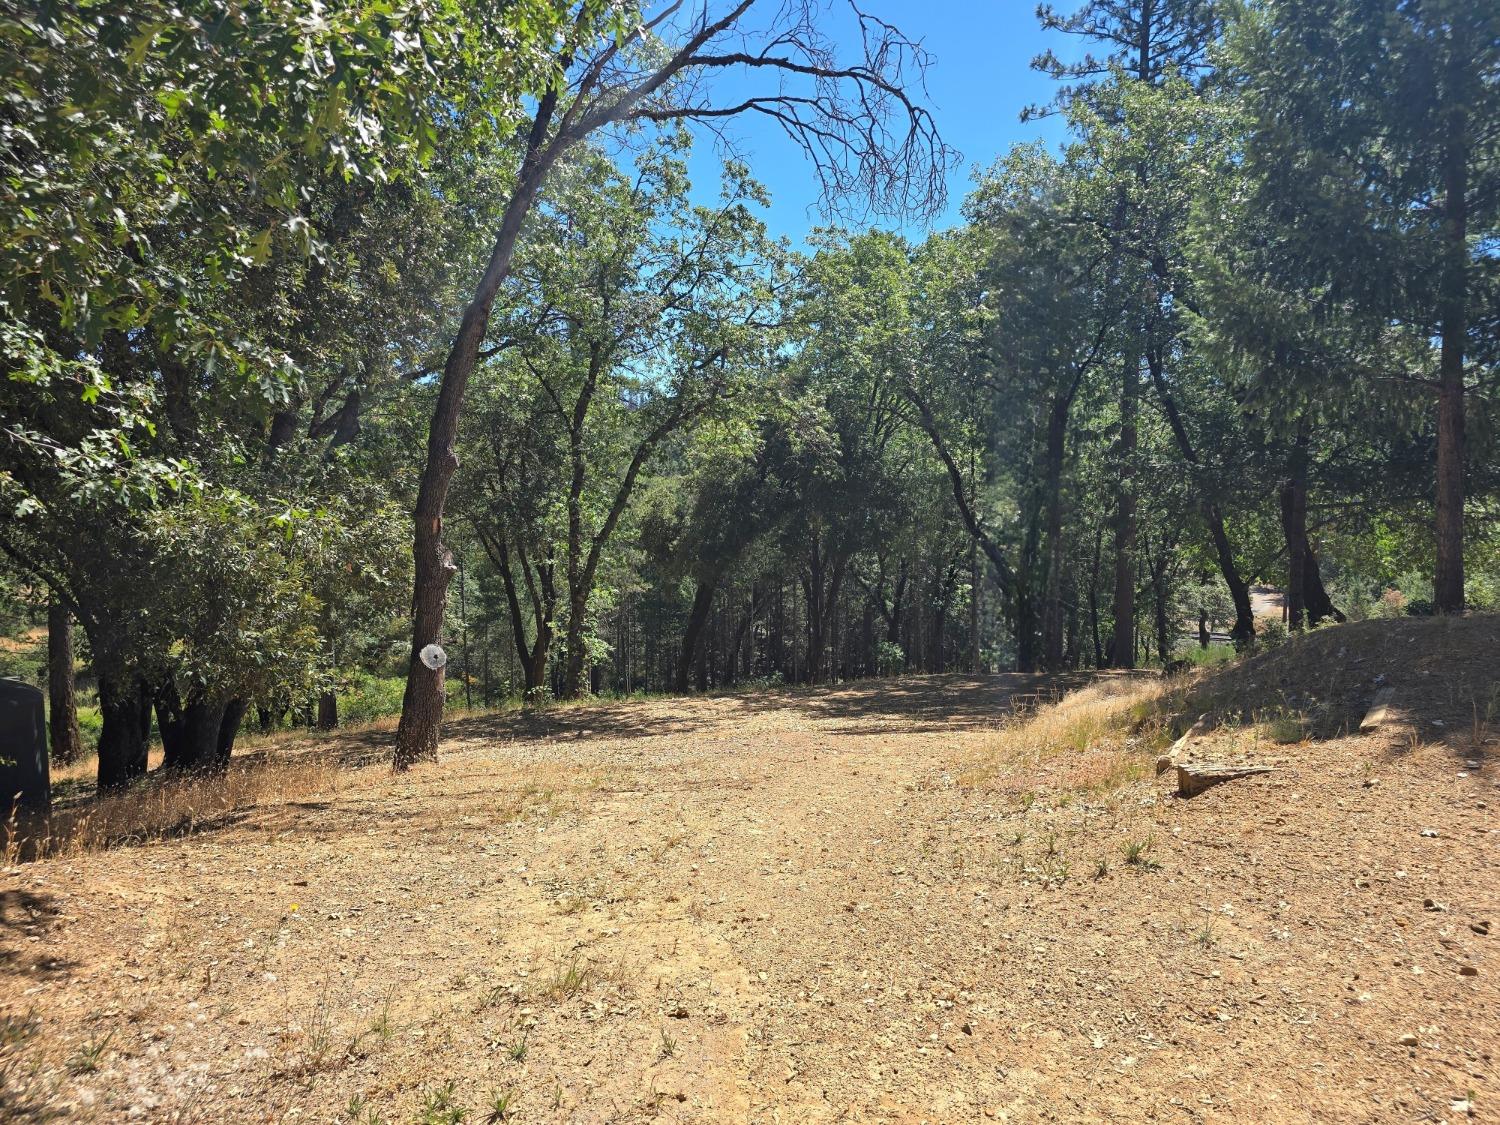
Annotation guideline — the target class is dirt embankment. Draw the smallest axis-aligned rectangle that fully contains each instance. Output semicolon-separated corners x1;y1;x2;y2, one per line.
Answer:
2;616;1496;1123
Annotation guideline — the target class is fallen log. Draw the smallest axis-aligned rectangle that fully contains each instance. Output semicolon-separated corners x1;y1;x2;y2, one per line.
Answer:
1157;712;1214;775
1176;762;1275;798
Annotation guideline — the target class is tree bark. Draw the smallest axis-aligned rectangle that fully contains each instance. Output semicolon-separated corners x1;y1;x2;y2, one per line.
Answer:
1040;395;1069;670
676;578;718;693
215;699;247;770
96;669;148;790
316;691;338;730
394;94;566;768
47;597;82;765
1434;74;1467;614
1110;360;1138;667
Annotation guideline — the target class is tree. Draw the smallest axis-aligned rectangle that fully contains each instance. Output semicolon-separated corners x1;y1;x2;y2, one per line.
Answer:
1224;0;1500;612
395;0;950;763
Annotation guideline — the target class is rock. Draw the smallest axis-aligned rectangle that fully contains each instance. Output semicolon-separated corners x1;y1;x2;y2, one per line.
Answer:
1423;899;1448;912
1459;965;1479;977
1176;762;1275;798
1470;921;1490;936
961;1022;973;1035
1420;828;1439;838
1397;1033;1419;1047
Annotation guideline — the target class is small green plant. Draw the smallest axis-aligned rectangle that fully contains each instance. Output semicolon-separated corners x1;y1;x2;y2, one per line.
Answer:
1122;835;1161;871
551;1084;564;1110
1092;859;1109;880
1043;831;1059;857
505;1035;528;1062
483;1088;515;1123
418;1080;466;1125
1195;923;1219;949
1041;857;1071;886
67;1030;114;1074
658;1026;678;1059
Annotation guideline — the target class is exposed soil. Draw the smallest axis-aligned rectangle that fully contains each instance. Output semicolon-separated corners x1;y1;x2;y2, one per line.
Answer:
2;617;1496;1123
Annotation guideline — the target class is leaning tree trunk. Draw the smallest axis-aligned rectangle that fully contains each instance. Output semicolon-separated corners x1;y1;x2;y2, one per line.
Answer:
1144;352;1255;646
47;597;82;765
676;578;718;693
1434;83;1468;614
1278;441;1343;629
213;699;247;770
394;100;564;769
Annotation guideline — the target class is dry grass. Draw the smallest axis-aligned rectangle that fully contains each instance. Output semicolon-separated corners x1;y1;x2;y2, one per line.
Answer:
955;674;1173;791
7;754;341;861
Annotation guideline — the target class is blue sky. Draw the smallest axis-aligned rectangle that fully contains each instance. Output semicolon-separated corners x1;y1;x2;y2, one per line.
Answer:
685;0;1080;246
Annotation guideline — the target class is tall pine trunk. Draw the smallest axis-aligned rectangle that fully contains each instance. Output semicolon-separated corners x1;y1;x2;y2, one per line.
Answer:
1434;81;1467;614
1040;397;1069;670
1110;360;1138;667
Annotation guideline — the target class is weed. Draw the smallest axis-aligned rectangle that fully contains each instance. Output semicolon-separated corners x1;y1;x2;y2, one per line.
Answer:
658;1026;678;1060
1093;859;1109;880
1195;923;1219;950
1044;831;1059;857
418;1079;466;1124
551;1084;565;1110
505;1035;528;1063
483;1088;515;1123
1122;835;1161;871
1034;853;1070;886
541;952;590;1000
66;1029;114;1074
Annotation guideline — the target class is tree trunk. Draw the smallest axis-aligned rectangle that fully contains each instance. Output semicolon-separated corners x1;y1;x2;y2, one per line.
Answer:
394;100;564;768
1206;504;1255;646
214;699;247;770
316;690;338;730
96;669;148;791
1144;351;1254;645
1434;80;1467;614
47;597;82;765
1110;360;1138;668
676;578;718;693
563;592;590;700
1040;396;1069;671
1279;474;1309;631
160;689;227;773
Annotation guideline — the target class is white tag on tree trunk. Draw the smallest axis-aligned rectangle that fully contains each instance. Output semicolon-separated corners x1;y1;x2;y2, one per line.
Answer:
419;644;448;670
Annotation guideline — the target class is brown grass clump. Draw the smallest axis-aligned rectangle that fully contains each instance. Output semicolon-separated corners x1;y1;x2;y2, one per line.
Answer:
7;754;340;861
955;674;1172;791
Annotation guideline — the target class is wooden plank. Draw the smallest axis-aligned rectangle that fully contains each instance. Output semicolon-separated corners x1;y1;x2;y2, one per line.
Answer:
1157;712;1214;775
1359;687;1396;734
1176;762;1275;798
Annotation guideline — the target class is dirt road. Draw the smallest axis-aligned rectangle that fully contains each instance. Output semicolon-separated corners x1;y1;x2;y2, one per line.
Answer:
3;667;1495;1122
